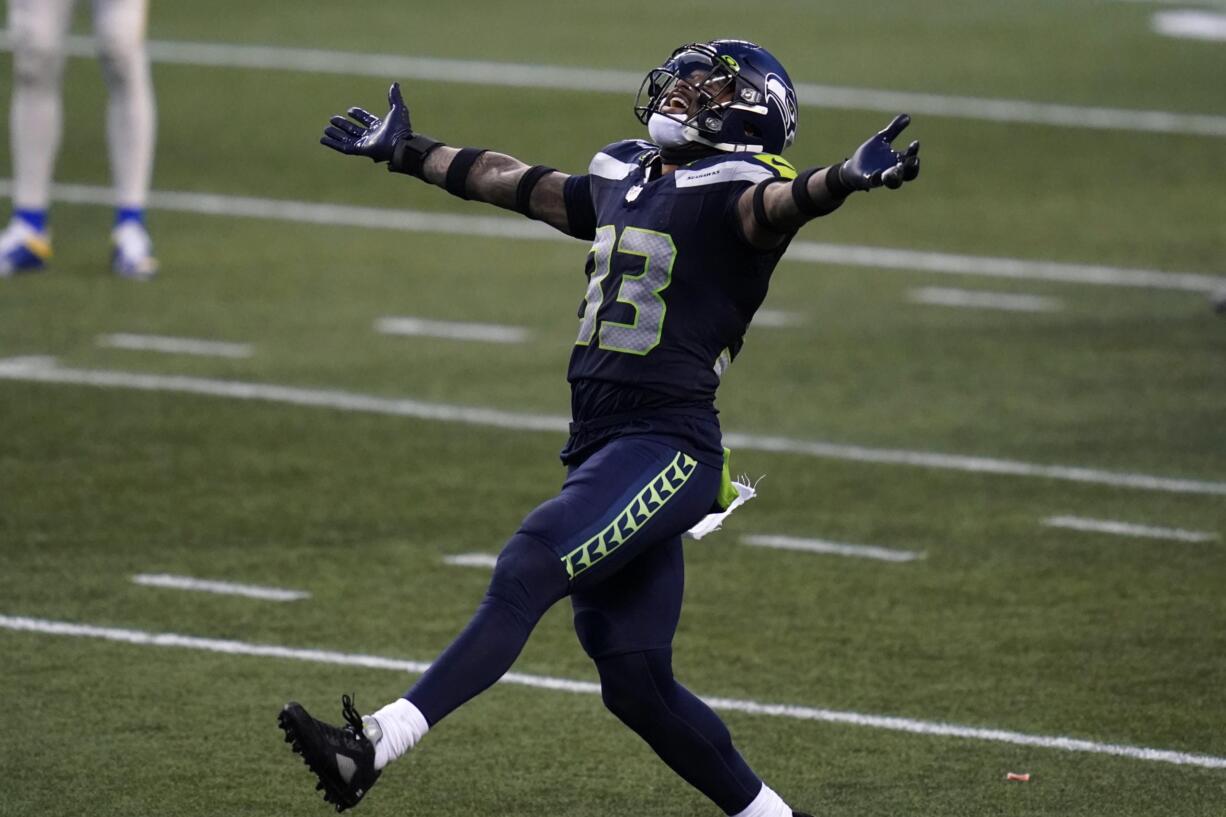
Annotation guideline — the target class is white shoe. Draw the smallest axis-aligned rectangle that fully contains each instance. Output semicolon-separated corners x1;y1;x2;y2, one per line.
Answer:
0;218;52;277
111;221;158;279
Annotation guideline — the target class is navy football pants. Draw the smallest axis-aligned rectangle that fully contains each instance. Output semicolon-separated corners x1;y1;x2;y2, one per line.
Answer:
405;437;763;814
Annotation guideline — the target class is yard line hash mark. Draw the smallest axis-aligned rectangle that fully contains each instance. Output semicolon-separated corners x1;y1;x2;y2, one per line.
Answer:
443;554;500;569
1042;516;1218;543
131;574;310;601
1115;0;1226;6
907;287;1062;313
2;181;1222;295
751;309;804;328
1;356;1223;497
1152;10;1226;40
98;334;254;358
0;31;1222;137
742;534;924;562
2;614;1225;770
375;317;529;344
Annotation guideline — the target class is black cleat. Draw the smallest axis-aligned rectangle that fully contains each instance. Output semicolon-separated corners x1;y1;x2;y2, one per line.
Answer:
278;694;382;812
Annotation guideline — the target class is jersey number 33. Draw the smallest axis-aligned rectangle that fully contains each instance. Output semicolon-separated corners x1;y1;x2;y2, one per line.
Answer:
576;225;677;356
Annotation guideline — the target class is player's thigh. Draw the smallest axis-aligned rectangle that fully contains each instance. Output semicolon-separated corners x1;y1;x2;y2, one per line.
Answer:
91;0;149;52
570;536;684;659
517;436;719;586
8;0;74;64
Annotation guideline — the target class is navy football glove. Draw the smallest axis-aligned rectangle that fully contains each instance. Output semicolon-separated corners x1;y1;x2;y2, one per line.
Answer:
837;114;921;191
321;82;413;163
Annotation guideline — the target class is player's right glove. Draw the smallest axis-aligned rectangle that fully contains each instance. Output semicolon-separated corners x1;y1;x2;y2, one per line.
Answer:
834;114;921;192
320;82;414;163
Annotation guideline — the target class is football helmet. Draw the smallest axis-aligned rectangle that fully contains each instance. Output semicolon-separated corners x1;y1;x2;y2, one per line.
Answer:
635;39;798;155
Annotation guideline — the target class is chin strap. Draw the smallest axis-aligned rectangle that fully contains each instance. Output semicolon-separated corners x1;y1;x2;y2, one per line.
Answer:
637;149;663;182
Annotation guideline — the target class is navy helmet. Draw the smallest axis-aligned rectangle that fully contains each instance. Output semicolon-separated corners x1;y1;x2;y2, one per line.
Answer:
634;39;799;155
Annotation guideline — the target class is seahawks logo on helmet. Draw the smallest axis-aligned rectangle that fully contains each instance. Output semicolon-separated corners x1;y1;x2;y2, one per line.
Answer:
764;73;798;149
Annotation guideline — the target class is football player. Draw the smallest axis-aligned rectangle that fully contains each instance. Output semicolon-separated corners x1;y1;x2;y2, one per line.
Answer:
0;0;157;279
279;40;919;816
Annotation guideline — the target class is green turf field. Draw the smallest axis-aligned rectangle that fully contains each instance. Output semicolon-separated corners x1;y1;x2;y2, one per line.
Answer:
2;1;1225;815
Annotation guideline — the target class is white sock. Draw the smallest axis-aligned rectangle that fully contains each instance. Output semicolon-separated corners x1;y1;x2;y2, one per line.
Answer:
363;698;429;770
732;783;793;817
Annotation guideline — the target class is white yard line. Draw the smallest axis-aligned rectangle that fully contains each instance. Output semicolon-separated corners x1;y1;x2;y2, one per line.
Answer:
0;31;1221;137
781;242;1224;293
98;333;254;358
717;428;1226;497
751;309;804;328
3;181;1221;295
742;534;924;562
376;317;528;344
907;287;1062;313
1152;9;1226;40
2;613;1224;769
131;573;309;601
1042;516;1218;543
1;356;1223;497
442;553;499;569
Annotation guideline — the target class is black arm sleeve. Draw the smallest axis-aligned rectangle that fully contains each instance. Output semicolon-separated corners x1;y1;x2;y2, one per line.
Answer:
563;175;597;241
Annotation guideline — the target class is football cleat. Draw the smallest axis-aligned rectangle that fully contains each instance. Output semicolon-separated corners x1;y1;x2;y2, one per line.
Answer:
0;217;52;277
278;694;382;813
111;221;158;279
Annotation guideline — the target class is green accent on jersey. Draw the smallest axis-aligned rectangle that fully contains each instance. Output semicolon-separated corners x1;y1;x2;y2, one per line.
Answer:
754;153;798;180
561;451;698;579
715;448;738;511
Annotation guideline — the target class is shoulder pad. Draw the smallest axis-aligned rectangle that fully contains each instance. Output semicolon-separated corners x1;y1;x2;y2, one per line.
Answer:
589;139;655;180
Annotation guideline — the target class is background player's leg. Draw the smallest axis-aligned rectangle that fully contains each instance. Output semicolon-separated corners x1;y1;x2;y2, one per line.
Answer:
575;541;796;817
92;0;156;276
1;0;74;275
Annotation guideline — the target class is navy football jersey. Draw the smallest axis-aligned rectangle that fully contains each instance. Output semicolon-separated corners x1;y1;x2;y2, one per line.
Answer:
559;139;796;466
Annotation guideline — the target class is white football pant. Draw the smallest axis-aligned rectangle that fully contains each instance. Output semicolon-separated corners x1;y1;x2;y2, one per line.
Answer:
7;0;156;211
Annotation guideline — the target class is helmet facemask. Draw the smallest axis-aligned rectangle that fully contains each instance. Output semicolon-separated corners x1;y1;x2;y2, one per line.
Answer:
635;44;743;150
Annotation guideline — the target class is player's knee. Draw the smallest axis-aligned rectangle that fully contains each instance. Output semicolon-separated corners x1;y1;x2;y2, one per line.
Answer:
598;674;655;727
595;652;670;728
484;533;569;624
96;32;146;85
13;39;66;88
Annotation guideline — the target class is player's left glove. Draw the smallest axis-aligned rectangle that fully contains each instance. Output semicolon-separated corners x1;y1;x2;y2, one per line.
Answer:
321;82;413;163
834;114;921;192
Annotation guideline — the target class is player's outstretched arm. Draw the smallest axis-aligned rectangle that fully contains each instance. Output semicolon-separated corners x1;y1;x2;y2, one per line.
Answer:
321;82;579;236
737;114;921;249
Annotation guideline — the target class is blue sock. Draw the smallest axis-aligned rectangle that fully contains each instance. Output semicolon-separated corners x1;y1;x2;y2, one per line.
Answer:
14;209;48;233
115;207;145;227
